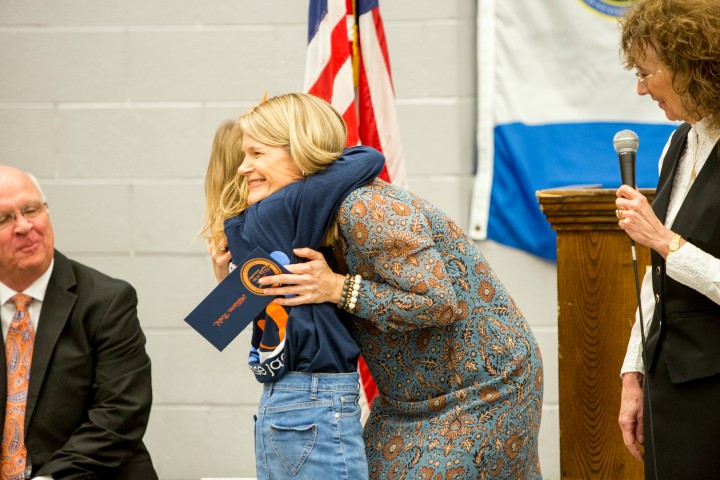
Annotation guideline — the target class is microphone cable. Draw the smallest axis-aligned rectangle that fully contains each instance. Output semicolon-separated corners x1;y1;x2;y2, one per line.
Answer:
628;239;659;480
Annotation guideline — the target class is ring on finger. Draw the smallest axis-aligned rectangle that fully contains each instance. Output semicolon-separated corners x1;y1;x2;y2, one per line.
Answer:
616;209;623;220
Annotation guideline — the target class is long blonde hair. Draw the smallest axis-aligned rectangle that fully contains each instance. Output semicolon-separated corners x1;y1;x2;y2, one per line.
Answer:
220;93;348;243
200;119;245;247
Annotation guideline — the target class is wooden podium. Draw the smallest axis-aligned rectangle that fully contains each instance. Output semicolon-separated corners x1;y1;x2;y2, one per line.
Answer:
537;188;654;480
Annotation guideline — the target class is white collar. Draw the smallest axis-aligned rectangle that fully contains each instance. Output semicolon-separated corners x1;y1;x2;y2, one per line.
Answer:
0;259;54;305
691;116;720;146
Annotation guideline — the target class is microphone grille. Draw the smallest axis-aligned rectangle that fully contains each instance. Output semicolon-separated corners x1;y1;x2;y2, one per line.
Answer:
613;129;639;154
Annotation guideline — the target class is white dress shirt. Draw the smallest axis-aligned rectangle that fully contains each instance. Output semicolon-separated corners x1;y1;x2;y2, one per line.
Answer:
622;119;720;375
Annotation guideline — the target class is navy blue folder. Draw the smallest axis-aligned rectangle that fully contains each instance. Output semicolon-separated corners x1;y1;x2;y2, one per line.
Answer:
184;247;287;351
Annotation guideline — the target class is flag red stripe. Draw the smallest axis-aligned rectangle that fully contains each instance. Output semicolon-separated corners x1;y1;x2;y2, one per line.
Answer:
340;102;360;147
371;8;393;89
357;355;377;404
357;61;390;182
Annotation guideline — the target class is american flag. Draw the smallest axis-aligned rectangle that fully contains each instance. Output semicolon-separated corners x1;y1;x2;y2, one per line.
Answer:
305;0;407;187
304;0;407;408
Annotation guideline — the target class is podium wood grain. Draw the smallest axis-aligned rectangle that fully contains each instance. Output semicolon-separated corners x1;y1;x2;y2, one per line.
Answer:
538;188;653;480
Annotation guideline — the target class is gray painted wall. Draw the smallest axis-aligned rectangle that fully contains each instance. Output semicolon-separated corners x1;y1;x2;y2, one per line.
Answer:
0;1;560;478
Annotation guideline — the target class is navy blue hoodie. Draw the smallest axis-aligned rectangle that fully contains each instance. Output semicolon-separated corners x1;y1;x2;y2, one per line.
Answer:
224;146;385;383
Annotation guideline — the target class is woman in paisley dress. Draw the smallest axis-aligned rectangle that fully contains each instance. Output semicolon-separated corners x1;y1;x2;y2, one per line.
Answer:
260;176;544;479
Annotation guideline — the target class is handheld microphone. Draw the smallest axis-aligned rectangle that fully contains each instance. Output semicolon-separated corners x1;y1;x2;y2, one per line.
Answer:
613;129;639;187
612;129;659;479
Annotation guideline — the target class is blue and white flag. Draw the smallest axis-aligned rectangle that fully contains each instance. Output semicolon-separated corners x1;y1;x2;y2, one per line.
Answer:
471;0;676;260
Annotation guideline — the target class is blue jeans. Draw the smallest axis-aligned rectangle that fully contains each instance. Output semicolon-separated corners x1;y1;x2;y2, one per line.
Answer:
254;372;368;480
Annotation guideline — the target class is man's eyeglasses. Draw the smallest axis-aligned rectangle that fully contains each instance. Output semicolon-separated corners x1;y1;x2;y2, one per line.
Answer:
635;68;662;89
0;202;48;230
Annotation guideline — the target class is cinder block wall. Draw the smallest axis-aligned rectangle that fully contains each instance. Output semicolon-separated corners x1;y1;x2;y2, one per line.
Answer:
0;1;559;479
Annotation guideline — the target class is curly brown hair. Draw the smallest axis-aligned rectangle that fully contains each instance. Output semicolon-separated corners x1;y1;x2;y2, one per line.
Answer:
619;0;720;131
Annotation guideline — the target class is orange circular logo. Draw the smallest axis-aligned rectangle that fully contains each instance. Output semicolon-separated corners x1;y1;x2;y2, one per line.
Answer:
240;258;283;295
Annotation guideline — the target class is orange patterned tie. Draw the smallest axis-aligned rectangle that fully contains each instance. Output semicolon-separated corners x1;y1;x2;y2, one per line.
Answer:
1;294;34;480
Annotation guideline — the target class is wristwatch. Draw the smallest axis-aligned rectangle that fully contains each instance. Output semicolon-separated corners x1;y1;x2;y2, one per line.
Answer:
668;233;682;256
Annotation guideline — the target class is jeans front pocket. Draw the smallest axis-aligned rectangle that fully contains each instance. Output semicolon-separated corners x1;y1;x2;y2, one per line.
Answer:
269;423;317;475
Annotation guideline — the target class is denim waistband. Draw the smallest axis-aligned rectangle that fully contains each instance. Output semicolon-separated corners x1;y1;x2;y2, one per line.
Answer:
264;371;360;393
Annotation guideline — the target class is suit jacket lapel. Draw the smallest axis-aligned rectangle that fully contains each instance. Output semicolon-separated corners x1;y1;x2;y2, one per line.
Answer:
25;251;77;431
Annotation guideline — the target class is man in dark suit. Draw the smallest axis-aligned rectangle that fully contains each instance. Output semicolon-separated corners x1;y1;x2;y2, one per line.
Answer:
0;165;157;479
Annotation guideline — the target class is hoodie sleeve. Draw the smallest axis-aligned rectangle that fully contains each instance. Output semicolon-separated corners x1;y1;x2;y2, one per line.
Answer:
294;146;386;249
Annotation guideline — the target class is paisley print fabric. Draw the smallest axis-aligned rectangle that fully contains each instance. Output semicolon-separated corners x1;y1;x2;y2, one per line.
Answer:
336;180;543;479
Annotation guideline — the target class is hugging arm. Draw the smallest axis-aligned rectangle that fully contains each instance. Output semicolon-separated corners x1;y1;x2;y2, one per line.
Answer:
261;195;463;331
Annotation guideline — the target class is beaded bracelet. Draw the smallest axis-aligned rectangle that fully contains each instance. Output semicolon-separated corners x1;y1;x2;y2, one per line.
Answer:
344;274;362;312
337;274;352;309
337;273;362;312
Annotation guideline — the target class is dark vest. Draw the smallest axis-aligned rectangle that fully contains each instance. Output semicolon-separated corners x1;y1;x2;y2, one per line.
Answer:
645;122;720;383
